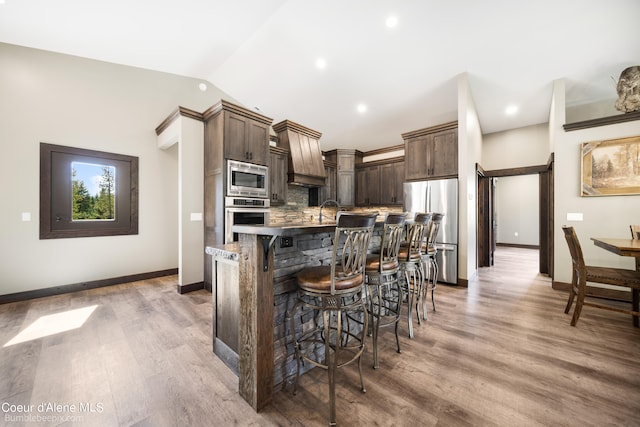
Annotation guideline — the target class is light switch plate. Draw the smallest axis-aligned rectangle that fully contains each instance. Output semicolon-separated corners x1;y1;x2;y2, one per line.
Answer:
566;212;583;221
21;212;31;221
190;212;203;221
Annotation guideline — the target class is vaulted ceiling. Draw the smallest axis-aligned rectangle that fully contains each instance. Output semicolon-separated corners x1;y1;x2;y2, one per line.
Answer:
1;0;638;151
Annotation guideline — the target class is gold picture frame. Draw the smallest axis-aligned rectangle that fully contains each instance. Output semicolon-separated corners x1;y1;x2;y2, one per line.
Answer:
581;135;640;196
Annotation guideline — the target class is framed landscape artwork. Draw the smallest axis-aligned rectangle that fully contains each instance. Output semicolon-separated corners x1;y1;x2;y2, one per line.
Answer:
581;135;640;196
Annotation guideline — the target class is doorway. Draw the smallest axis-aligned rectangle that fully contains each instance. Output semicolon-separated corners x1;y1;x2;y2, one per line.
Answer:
477;155;554;276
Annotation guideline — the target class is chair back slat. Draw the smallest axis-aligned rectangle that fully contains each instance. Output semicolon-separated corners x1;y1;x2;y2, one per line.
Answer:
332;214;377;295
378;213;407;271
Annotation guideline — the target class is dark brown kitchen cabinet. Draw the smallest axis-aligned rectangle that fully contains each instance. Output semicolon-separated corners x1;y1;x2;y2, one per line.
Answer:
320;161;337;203
356;164;380;206
202;99;273;290
403;121;458;181
379;160;404;205
324;149;361;207
224;110;270;166
356;159;404;207
269;146;288;206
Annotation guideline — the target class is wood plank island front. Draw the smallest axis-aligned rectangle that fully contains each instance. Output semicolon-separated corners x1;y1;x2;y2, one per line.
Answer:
231;221;383;411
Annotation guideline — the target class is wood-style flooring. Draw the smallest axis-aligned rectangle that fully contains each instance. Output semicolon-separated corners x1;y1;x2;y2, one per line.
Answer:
1;247;639;426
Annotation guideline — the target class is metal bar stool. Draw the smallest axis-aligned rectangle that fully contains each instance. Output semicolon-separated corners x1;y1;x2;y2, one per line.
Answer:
288;213;376;426
398;212;432;338
364;213;406;369
421;212;444;319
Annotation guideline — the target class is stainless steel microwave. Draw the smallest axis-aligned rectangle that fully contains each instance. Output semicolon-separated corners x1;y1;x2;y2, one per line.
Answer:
226;160;269;198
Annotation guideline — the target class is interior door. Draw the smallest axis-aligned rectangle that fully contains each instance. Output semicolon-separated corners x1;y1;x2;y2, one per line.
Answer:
477;172;494;267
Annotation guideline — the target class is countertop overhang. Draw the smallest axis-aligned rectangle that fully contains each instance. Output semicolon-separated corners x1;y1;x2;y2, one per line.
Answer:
232;222;338;236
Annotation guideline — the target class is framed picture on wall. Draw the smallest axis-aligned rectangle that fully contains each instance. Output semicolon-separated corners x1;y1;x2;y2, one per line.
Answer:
581;135;640;196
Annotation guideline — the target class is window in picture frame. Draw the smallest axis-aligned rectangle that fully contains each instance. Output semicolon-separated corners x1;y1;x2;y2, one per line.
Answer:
40;143;138;239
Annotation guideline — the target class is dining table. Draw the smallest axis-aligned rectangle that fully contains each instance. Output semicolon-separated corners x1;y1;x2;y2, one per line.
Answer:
591;237;640;326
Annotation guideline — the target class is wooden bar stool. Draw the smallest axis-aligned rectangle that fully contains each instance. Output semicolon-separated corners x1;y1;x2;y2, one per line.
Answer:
421;212;444;318
364;213;406;369
398;212;432;338
288;213;376;426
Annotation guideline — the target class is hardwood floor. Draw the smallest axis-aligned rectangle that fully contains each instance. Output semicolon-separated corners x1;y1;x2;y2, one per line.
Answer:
1;247;639;426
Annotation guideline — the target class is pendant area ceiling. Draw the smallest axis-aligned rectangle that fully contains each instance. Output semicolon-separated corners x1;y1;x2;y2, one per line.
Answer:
1;0;638;151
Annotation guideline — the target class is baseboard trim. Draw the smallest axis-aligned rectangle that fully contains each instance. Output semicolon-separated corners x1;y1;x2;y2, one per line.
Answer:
552;280;633;302
177;281;205;294
0;268;178;305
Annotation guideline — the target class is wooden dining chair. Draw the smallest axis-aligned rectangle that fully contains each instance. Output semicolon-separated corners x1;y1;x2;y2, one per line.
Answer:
630;225;640;326
562;226;640;327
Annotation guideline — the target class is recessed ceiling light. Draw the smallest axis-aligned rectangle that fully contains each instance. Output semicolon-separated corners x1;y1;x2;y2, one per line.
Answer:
357;103;367;113
198;83;207;92
316;58;327;69
505;105;518;115
386;16;398;28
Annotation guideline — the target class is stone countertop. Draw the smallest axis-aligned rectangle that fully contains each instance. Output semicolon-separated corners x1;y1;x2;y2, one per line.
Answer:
232;220;386;237
205;242;240;261
232;222;338;237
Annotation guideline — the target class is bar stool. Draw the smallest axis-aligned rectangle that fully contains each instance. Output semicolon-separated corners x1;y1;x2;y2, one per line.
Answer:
421;213;444;318
288;213;376;426
398;212;432;338
364;213;406;369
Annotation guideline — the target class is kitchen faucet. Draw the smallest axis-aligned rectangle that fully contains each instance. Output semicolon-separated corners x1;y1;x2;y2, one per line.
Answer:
319;199;341;224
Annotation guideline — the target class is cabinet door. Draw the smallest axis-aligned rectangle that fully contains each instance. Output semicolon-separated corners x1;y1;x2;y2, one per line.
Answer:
224;112;249;163
393;161;405;205
247;121;269;166
431;129;457;177
405;135;431;181
380;162;404;205
321;163;336;203
337;172;355;207
269;149;287;205
356;165;381;206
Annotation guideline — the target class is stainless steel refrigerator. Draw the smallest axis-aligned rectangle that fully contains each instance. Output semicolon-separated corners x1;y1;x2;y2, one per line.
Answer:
403;178;458;284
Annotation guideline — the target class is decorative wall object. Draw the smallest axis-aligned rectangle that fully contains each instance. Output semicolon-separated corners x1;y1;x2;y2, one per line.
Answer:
615;66;640;113
581;135;640;196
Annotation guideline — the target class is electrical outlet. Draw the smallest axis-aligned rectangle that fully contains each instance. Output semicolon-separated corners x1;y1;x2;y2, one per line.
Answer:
280;236;293;248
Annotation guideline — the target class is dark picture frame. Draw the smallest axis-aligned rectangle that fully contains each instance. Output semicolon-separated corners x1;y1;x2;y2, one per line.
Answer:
40;143;139;239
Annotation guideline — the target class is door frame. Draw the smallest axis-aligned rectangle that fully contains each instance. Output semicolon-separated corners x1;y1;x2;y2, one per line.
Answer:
476;154;554;275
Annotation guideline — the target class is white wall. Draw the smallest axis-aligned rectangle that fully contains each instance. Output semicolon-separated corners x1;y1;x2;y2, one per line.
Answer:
457;73;483;282
482;124;550;170
494;175;539;245
482;124;550;247
551;79;640;284
0;43;229;294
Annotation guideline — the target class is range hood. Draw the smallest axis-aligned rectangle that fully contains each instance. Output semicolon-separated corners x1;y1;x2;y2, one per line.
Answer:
272;120;326;187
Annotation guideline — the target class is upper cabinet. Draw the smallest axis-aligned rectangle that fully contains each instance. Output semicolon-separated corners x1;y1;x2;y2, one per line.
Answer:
320;160;337;203
269;146;288;206
324;149;361;207
355;159;404;207
204;100;272;167
403;121;458;181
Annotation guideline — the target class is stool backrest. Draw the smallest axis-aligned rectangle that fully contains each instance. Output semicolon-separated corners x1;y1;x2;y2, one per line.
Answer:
378;213;407;272
425;212;445;249
403;213;432;261
331;214;377;295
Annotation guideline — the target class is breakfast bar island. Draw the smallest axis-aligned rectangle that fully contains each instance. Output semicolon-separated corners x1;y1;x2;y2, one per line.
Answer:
214;220;384;412
226;222;344;411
